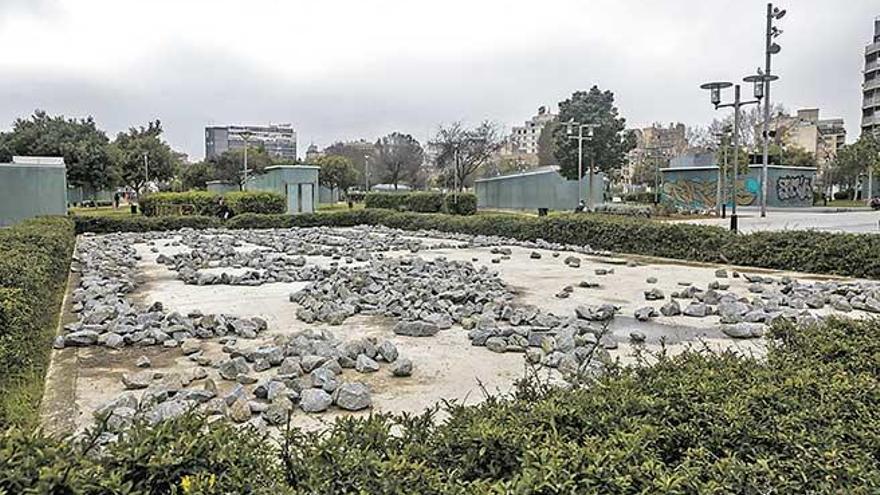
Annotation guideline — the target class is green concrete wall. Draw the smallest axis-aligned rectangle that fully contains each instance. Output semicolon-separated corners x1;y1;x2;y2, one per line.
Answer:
0;163;68;226
475;168;605;211
206;181;240;194
246;165;319;213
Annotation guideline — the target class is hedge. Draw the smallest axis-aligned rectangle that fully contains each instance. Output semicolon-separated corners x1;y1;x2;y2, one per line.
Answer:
365;192;478;215
4;316;880;492
73;210;880;279
139;191;285;217
0;217;75;428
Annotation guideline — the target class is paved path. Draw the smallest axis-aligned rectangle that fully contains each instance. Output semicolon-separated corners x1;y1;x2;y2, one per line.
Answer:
672;207;880;234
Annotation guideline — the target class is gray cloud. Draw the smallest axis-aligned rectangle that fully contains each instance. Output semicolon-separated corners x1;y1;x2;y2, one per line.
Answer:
0;0;877;160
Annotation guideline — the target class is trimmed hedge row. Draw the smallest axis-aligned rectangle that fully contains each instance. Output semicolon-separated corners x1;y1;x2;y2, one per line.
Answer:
139;191;285;217
4;316;880;492
74;210;880;279
0;217;75;428
364;192;478;215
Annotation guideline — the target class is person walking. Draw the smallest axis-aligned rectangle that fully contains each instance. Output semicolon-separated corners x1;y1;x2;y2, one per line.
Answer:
113;192;121;209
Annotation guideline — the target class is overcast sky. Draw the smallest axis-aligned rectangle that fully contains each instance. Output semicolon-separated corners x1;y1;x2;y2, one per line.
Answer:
0;0;877;161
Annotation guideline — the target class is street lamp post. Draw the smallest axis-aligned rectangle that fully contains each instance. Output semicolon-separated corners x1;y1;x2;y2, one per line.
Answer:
239;130;254;191
142;152;149;195
363;154;371;191
701;82;760;232
566;120;598;208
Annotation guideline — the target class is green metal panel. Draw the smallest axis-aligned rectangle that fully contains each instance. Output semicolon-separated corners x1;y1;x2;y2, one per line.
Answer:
661;165;817;210
245;166;319;214
0;162;68;226
475;167;605;211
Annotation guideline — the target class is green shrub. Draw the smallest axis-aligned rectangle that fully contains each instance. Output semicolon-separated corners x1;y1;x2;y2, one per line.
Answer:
4;317;880;492
406;192;446;213
0;217;75;428
225;191;286;215
364;192;409;210
443;193;477;215
139;191;218;217
833;189;854;201
622;191;655;204
140;191;286;217
73;215;221;234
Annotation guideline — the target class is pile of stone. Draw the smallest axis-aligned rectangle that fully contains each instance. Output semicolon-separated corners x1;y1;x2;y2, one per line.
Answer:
290;255;514;327
97;328;413;435
57;235;267;349
630;272;880;339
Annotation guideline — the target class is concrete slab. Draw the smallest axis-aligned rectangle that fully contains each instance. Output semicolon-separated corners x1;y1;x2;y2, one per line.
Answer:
42;227;870;435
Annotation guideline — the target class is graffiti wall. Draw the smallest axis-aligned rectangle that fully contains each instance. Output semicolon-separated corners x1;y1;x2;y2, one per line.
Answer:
661;165;816;210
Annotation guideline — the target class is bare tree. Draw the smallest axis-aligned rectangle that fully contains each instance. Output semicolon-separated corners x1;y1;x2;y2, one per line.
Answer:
431;121;502;191
374;132;425;190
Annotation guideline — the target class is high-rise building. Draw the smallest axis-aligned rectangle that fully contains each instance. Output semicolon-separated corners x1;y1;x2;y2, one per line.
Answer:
863;17;880;135
205;124;297;160
510;106;556;155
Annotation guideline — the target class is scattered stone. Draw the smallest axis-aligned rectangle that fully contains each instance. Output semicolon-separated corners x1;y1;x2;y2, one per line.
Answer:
644;288;665;301
393;320;440;337
355;354;380;373
629;331;646;343
300;388;333;413
334;383;372;411
121;371;152;390
715;269;728;278
390;358;413;377
646;276;658;284
722;323;765;339
135;356;152;368
660;300;681;317
634;306;657;322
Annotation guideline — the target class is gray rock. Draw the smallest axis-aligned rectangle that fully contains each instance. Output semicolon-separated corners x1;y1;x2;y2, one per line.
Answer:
135;355;152;368
217;357;250;381
529;251;542;259
146;399;187;425
121;371;153;390
300;355;326;373
644;288;665;301
660;300;681;317
393;320;440;337
355;354;380;373
334;383;372;411
645;277;658;284
683;302;709;318
485;337;508;353
263;400;292;425
377;340;399;362
629;331;646;343
715;269;728;278
722;323;765;339
180;339;201;355
300;388;333;413
634;306;656;322
228;397;252;423
64;330;100;347
390;358;413;377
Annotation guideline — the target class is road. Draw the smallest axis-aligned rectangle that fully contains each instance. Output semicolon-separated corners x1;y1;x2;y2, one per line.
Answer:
671;207;880;234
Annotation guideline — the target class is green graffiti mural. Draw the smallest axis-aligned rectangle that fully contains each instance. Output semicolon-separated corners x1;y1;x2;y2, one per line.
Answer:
662;178;756;210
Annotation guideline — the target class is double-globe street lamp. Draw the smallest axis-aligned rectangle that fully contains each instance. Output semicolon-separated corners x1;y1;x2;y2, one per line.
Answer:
700;81;764;232
565;119;599;208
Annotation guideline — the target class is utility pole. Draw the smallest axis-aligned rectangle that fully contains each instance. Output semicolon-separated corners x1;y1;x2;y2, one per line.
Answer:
758;3;785;217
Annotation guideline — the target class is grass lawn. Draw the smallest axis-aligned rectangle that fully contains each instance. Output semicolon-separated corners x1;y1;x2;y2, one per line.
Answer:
317;202;365;212
70;205;136;217
824;199;869;208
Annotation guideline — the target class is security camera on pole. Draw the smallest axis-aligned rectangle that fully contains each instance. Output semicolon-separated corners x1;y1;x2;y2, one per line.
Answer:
752;3;785;218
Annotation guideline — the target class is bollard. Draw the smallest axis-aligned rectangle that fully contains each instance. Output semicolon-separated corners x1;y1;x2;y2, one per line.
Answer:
722;204;726;219
730;214;738;232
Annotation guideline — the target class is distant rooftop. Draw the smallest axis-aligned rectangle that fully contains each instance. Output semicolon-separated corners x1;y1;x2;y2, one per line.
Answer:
4;156;66;168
